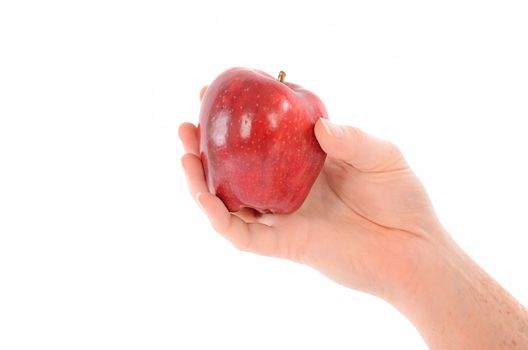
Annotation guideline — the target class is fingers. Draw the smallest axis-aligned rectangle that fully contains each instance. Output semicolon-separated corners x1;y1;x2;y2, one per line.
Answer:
179;84;207;155
199;85;208;101
232;207;260;223
181;153;209;195
178;84;207;154
183;84;281;257
180;145;281;257
178;122;200;155
314;119;408;172
196;192;280;257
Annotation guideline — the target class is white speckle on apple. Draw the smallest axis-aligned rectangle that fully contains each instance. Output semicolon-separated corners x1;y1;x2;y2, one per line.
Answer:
267;113;278;129
211;112;229;146
281;100;290;112
240;113;253;139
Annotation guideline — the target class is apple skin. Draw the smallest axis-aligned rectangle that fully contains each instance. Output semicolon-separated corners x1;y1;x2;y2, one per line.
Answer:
199;67;328;214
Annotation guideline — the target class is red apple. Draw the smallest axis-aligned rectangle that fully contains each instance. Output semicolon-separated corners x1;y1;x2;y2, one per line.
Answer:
199;67;328;214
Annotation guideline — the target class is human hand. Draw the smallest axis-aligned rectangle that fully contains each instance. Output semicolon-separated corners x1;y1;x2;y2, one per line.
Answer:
179;87;450;301
180;87;528;349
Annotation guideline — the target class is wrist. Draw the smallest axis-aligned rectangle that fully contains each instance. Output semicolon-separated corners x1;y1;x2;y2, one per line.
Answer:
385;231;528;349
389;238;472;316
381;226;461;309
387;237;476;347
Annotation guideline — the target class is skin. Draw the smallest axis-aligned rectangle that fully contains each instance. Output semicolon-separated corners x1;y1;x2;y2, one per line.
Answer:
179;87;528;349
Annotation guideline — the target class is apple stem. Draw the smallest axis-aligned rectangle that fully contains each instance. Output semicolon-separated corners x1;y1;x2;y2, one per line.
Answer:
278;71;286;83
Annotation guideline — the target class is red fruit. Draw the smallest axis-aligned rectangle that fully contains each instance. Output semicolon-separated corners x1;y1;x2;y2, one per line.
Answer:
199;68;328;214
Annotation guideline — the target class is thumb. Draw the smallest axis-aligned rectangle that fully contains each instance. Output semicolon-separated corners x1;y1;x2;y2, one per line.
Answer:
314;119;407;172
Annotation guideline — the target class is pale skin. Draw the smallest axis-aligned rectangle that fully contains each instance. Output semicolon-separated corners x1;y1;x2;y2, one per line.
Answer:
179;86;528;349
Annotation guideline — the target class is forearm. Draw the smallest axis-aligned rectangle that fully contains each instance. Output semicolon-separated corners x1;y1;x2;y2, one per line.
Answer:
391;236;528;349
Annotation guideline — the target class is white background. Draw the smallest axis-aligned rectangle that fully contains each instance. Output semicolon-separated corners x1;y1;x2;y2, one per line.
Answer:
1;0;527;349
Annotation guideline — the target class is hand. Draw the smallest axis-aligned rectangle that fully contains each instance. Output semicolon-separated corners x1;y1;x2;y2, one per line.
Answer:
179;87;449;300
180;87;528;349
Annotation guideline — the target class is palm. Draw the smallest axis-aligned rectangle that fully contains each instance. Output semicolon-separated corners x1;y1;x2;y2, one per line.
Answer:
249;156;437;295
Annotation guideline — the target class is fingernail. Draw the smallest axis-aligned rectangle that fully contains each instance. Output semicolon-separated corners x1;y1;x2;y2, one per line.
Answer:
321;119;343;138
199;85;208;102
195;192;205;211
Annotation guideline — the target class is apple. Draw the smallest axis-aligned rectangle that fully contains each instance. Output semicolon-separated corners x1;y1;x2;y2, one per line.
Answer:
199;67;328;214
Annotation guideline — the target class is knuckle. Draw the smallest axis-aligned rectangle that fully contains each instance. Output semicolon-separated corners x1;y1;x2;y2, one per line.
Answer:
344;126;363;141
232;239;250;252
388;141;402;155
386;141;407;168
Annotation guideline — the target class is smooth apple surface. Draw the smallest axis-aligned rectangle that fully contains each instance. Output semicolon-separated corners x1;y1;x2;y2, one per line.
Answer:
199;68;327;214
